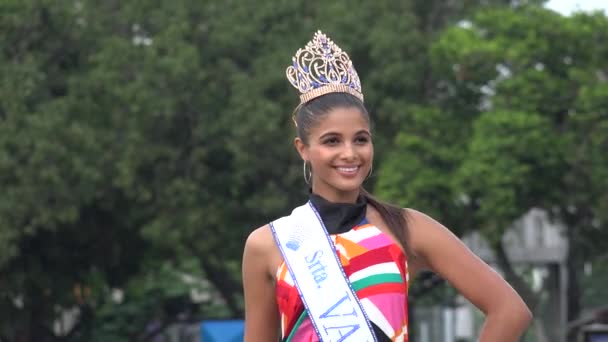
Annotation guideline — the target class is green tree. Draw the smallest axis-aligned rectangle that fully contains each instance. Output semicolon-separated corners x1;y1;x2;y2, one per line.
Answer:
0;0;555;340
377;5;608;340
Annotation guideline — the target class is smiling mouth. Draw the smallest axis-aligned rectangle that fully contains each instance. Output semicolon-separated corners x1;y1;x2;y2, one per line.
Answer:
335;166;359;173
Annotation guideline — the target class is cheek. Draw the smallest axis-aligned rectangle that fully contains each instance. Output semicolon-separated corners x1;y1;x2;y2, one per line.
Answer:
362;145;374;160
311;152;328;163
308;148;333;169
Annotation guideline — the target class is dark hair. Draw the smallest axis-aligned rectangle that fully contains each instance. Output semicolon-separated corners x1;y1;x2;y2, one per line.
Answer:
295;92;411;256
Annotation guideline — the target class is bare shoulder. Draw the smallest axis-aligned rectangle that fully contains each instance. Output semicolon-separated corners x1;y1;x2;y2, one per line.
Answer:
398;208;443;268
243;224;281;278
245;224;274;252
403;208;455;250
244;225;275;263
403;207;439;228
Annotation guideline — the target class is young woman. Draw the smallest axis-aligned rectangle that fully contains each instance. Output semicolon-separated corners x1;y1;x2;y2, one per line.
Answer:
242;31;532;342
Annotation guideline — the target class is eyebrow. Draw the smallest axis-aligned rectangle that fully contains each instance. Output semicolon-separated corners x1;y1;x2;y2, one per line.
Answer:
319;130;372;140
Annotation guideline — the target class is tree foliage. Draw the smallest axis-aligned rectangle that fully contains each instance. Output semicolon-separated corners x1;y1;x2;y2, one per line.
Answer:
376;4;608;340
3;0;606;340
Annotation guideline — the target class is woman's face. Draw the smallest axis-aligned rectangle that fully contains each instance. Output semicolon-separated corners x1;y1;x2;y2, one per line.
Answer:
296;106;373;202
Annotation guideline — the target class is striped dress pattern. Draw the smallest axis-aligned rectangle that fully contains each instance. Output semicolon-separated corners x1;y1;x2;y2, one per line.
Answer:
275;219;409;341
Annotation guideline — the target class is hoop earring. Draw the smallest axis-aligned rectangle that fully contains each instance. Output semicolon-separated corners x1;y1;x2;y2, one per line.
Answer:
303;160;312;184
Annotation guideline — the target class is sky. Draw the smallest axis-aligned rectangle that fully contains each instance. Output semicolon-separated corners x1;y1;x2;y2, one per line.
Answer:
544;0;608;15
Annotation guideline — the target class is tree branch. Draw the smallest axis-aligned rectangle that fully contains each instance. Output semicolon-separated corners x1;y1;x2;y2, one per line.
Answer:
493;241;539;311
199;259;243;318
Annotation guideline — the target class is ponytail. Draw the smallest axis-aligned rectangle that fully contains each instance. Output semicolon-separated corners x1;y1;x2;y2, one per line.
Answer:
360;187;413;257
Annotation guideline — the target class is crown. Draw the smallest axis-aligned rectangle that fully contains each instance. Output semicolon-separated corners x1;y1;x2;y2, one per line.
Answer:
286;31;363;104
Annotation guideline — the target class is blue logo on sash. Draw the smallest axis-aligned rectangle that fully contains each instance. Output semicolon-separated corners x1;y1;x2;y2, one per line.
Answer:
286;239;301;251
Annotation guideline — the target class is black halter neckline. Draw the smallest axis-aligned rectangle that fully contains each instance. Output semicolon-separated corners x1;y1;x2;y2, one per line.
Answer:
308;192;367;234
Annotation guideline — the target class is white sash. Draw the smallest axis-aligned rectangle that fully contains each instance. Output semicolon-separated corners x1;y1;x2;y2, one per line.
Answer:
270;201;377;342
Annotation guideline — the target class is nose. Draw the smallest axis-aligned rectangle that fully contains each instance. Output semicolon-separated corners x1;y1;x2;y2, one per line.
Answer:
340;142;357;161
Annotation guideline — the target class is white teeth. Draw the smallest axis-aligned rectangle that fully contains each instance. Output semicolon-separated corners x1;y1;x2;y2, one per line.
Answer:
337;167;358;172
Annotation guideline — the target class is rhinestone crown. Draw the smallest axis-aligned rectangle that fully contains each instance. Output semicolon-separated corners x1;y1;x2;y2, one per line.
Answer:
286;31;363;104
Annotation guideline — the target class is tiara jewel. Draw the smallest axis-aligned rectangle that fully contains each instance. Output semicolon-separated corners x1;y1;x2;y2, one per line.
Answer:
286;31;363;104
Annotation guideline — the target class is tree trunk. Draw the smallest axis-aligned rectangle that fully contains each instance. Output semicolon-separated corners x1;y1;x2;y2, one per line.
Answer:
200;259;244;318
493;241;552;340
494;241;538;310
566;220;583;341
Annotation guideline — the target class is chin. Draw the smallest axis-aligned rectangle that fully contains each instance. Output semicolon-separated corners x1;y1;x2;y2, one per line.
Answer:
314;175;365;197
332;180;364;193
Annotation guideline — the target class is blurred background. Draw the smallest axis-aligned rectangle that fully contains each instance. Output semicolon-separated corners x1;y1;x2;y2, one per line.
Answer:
1;0;607;341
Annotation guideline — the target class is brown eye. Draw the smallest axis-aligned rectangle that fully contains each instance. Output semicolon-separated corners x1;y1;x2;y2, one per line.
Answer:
323;137;340;145
355;136;370;144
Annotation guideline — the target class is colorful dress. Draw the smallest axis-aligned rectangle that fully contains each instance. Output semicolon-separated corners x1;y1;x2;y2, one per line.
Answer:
275;218;409;341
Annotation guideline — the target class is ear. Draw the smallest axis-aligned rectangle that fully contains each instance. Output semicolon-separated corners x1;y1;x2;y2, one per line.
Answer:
294;137;309;161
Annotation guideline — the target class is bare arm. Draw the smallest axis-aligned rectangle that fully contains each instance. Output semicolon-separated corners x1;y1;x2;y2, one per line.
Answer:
242;225;280;342
407;209;532;341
